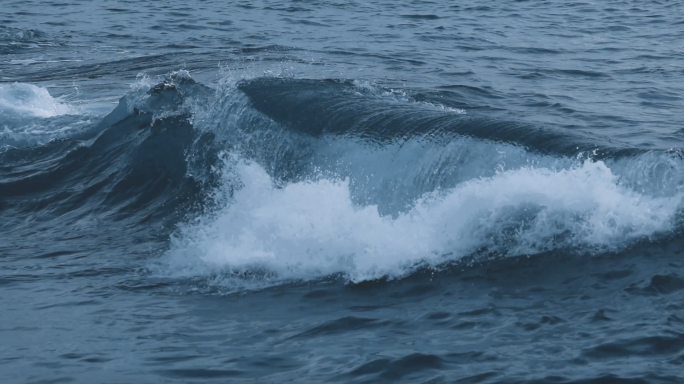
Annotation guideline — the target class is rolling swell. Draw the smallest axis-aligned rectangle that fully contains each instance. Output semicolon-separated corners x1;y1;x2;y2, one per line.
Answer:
238;77;641;159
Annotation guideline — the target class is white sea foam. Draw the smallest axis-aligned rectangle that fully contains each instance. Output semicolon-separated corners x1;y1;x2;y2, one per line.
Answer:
160;156;682;285
0;83;74;118
0;83;89;150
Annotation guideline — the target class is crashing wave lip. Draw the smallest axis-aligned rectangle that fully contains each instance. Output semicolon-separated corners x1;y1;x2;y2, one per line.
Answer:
0;82;75;118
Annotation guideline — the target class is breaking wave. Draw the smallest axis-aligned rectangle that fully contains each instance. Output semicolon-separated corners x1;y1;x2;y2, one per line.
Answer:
153;75;684;288
3;73;684;288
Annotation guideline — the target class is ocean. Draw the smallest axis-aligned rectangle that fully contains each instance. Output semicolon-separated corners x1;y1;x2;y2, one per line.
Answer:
1;1;684;383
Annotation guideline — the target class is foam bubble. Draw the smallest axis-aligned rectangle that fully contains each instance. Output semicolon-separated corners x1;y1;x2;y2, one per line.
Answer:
159;156;682;286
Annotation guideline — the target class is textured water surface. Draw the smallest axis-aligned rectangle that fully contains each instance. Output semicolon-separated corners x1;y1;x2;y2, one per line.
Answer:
1;1;684;383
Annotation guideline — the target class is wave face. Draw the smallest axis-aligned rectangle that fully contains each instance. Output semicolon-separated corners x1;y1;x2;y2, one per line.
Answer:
146;76;684;288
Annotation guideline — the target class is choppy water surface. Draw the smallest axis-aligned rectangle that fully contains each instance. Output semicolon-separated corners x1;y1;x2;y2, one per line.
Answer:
2;1;684;383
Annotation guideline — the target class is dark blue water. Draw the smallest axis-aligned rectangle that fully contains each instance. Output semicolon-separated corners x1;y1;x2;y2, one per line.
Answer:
2;1;684;383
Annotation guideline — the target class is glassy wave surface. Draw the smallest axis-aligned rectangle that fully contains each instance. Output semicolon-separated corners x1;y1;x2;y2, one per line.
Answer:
2;1;684;383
